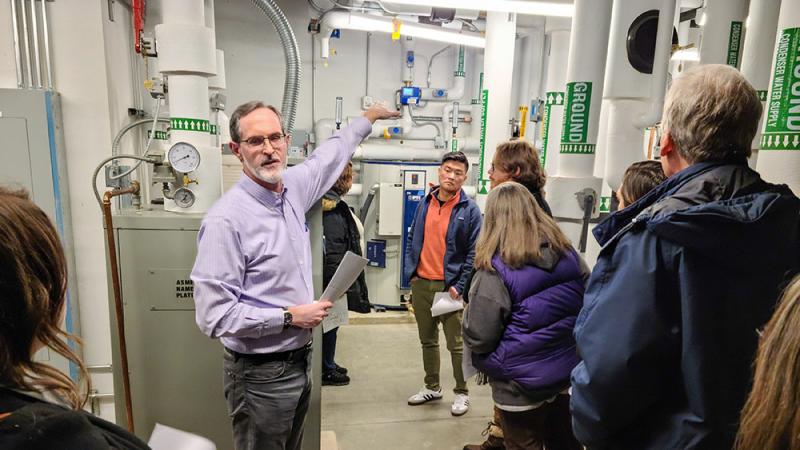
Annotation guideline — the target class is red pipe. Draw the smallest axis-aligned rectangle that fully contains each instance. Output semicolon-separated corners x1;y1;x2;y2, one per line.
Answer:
133;0;145;53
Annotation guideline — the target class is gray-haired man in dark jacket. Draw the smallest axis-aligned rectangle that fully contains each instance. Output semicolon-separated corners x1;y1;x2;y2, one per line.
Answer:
571;64;800;449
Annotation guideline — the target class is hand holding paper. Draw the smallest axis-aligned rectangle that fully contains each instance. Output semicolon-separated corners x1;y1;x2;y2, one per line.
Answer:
430;291;464;317
320;251;368;303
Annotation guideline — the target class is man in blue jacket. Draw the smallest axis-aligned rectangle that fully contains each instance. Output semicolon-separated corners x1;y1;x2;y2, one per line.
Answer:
571;64;800;449
404;151;482;417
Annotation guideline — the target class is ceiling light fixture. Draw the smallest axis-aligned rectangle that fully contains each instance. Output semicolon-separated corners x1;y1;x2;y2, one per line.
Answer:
381;0;574;17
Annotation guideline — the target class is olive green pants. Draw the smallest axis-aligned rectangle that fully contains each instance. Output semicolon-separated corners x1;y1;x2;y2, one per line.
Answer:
410;278;468;395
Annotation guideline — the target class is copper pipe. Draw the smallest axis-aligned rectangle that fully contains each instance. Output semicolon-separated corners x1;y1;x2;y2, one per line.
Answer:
101;181;139;433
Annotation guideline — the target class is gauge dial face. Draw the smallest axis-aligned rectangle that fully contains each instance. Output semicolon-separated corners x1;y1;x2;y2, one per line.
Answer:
173;187;196;208
168;142;201;173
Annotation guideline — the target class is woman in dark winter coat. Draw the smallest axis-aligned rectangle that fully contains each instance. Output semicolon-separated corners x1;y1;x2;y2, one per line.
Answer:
462;182;586;450
0;188;149;450
321;162;371;386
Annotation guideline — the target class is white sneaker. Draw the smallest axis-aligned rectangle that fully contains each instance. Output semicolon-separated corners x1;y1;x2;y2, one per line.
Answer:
451;393;470;416
407;387;443;405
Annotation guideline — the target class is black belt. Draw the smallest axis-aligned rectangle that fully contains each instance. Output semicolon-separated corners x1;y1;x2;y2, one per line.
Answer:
226;342;312;363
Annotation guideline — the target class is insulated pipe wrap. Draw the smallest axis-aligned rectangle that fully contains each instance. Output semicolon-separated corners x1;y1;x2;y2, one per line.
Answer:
250;0;301;135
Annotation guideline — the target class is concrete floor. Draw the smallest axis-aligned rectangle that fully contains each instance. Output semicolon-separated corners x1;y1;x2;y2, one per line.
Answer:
321;321;494;450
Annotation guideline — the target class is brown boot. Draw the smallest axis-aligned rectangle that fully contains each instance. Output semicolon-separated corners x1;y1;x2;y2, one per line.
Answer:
463;423;505;450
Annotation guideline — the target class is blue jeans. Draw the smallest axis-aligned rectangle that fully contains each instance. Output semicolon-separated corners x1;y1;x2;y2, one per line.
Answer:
321;327;338;372
222;348;311;450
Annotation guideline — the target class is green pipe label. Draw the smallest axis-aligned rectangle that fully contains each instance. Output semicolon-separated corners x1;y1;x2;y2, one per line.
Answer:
560;81;594;154
757;90;768;101
148;130;169;140
454;46;466;77
541;91;565;166
170;117;210;133
210;124;219;135
599;196;612;213
727;21;743;69
478;88;489;195
451;138;458;152
761;27;800;151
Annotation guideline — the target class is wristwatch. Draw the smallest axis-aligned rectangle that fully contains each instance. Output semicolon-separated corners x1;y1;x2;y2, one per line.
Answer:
283;309;293;329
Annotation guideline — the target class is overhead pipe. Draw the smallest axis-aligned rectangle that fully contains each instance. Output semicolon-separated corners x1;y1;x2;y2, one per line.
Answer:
420;45;467;101
11;0;23;88
102;181;141;433
250;0;301;135
353;143;444;161
740;0;781;168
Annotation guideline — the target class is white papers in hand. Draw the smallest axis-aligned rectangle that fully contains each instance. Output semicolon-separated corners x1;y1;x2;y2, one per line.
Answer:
462;347;478;380
320;251;368;303
322;295;349;333
148;423;216;450
430;291;464;317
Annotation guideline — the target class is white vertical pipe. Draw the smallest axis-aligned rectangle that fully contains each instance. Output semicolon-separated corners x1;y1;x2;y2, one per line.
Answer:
19;0;32;88
698;0;749;67
29;0;41;88
740;0;781;168
755;0;800;195
40;0;53;89
11;0;23;88
477;11;517;206
542;28;570;176
555;0;613;178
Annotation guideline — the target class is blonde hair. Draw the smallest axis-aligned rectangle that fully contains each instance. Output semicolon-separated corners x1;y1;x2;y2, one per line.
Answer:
474;182;571;270
662;64;761;163
0;188;89;409
735;275;800;450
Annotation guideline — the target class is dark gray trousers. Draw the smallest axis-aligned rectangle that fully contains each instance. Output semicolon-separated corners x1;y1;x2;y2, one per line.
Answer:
223;348;311;450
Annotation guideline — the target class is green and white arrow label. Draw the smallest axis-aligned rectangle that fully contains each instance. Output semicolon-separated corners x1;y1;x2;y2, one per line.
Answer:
454;46;466;77
761;27;800;151
727;21;743;69
599;196;611;213
757;90;768;101
147;130;169;140
210;124;219;135
451;138;458;152
170;117;211;133
561;81;594;154
541;91;564;166
478;87;490;195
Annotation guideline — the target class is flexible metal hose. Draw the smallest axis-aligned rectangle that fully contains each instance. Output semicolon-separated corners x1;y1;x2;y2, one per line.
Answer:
250;0;301;135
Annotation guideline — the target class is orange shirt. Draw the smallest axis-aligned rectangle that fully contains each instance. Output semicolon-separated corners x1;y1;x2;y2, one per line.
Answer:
416;190;460;280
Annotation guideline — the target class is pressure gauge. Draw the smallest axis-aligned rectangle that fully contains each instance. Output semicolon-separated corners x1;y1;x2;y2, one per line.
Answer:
173;187;196;208
168;142;201;173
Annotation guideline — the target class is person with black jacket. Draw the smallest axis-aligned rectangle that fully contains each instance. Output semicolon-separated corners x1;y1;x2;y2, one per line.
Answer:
321;162;371;386
0;187;149;450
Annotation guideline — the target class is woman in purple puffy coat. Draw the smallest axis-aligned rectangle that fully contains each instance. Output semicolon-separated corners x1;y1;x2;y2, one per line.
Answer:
462;181;587;450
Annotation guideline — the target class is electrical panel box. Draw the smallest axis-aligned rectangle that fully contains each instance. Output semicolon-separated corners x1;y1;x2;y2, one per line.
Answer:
0;89;76;378
400;170;427;289
377;182;403;236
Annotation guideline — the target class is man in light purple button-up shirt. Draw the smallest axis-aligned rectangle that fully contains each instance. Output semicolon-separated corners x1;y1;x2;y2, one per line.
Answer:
192;101;398;450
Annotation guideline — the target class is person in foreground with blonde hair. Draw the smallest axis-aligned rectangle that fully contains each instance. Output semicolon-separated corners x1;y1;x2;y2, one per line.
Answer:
570;64;800;449
735;274;800;450
462;182;585;450
0;187;148;449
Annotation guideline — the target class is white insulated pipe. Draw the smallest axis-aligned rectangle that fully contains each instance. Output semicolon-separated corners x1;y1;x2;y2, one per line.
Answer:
541;28;571;176
555;0;612;178
156;0;221;213
698;0;749;67
603;0;676;191
755;0;800;195
740;0;781;168
477;11;517;207
420;46;467;100
353;144;443;161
